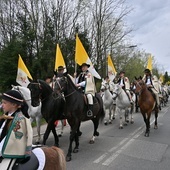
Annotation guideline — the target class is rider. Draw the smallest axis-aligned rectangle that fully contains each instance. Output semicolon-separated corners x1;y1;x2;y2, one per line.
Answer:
117;71;133;104
142;68;161;110
0;90;33;163
74;63;96;117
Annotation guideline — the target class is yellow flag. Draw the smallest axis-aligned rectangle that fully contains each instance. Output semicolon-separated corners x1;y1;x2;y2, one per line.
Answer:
159;74;164;83
108;55;117;81
146;54;152;71
75;34;101;79
54;44;66;71
16;54;33;87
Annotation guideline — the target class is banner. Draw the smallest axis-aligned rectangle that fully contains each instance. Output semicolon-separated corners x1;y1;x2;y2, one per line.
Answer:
54;44;66;72
16;55;33;87
108;55;117;81
75;34;101;79
146;54;152;71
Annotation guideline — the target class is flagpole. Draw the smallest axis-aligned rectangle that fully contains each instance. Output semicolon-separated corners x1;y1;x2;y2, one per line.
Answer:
74;62;77;84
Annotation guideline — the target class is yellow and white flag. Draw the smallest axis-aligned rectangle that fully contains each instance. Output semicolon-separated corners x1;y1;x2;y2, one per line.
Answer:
146;54;152;71
54;44;66;72
108;55;117;81
75;34;101;79
16;54;33;87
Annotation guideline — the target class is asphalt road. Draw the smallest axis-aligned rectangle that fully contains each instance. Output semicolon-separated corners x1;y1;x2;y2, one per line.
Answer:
33;101;170;170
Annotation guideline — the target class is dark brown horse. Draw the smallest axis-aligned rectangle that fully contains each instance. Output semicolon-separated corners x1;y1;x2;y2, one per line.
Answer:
54;73;105;161
134;76;159;137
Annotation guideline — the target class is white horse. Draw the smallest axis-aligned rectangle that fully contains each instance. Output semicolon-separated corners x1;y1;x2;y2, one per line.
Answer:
112;84;135;129
12;85;42;143
100;80;116;125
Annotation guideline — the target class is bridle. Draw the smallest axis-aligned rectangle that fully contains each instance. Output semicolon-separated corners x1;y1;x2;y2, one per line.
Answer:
54;77;76;98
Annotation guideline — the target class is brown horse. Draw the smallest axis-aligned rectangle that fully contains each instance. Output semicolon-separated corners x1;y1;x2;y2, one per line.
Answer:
134;76;159;137
1;146;66;170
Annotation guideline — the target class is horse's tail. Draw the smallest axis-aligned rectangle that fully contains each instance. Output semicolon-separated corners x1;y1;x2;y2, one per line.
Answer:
95;93;105;122
42;146;66;170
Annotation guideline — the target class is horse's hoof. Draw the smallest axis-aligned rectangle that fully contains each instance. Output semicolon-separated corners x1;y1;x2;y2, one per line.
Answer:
154;125;158;129
94;131;99;136
54;143;59;147
58;134;62;137
119;126;123;129
131;120;134;124
109;121;112;124
89;140;95;144
78;131;82;136
66;155;72;162
112;116;115;120
145;133;149;137
104;122;108;125
126;120;129;123
73;148;79;153
124;123;128;126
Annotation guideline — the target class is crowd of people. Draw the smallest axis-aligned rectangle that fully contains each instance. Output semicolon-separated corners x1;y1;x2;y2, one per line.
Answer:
0;62;168;168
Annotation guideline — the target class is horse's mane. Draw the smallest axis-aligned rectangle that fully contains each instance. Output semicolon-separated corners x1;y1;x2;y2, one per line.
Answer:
38;79;53;93
66;74;80;92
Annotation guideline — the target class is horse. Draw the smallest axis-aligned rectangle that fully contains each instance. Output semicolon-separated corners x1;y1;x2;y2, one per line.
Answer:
0;146;66;170
53;73;105;162
112;84;135;129
134;77;159;137
11;85;42;144
27;79;65;146
100;80;116;125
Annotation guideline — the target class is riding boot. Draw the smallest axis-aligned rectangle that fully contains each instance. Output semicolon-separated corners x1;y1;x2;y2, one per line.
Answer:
87;104;93;117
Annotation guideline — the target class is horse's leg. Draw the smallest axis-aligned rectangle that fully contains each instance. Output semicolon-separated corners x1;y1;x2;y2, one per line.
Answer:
77;121;82;136
90;118;100;144
154;107;159;129
43;121;59;146
145;113;151;137
35;116;41;144
112;104;116;120
118;108;123;129
66;119;79;162
108;105;113;124
130;104;134;124
124;108;129;125
58;120;64;137
104;105;108;125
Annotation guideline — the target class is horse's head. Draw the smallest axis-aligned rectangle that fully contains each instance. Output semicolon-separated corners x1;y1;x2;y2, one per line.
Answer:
134;77;145;94
112;84;121;99
100;80;110;92
27;81;42;107
54;73;68;95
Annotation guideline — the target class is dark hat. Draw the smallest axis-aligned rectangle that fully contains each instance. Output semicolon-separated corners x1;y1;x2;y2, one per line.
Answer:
79;63;90;69
144;68;151;73
2;90;24;105
57;66;65;71
119;70;125;75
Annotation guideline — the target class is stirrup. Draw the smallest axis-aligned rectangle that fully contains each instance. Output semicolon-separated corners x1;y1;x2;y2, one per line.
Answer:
87;110;93;117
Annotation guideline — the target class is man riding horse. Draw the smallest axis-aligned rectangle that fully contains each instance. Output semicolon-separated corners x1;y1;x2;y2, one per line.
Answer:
74;63;96;117
142;68;161;110
117;71;133;104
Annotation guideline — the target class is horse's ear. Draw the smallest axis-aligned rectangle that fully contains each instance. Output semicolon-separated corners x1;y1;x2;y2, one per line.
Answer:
139;76;142;80
63;72;67;76
134;76;137;80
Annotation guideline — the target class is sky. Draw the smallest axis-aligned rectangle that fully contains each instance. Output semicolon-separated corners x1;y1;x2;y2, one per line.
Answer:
126;0;170;74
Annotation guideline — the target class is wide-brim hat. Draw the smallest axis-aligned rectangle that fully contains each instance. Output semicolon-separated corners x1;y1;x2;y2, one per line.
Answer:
57;66;65;71
144;68;151;73
2;90;24;105
79;63;90;69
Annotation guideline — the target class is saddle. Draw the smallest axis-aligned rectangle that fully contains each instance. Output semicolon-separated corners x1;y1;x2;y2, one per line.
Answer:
0;152;39;170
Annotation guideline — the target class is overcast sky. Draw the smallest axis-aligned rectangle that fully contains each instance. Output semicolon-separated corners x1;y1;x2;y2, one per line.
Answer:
126;0;170;74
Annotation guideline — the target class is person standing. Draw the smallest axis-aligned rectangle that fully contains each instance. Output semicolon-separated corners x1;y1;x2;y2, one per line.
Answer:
74;63;96;117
